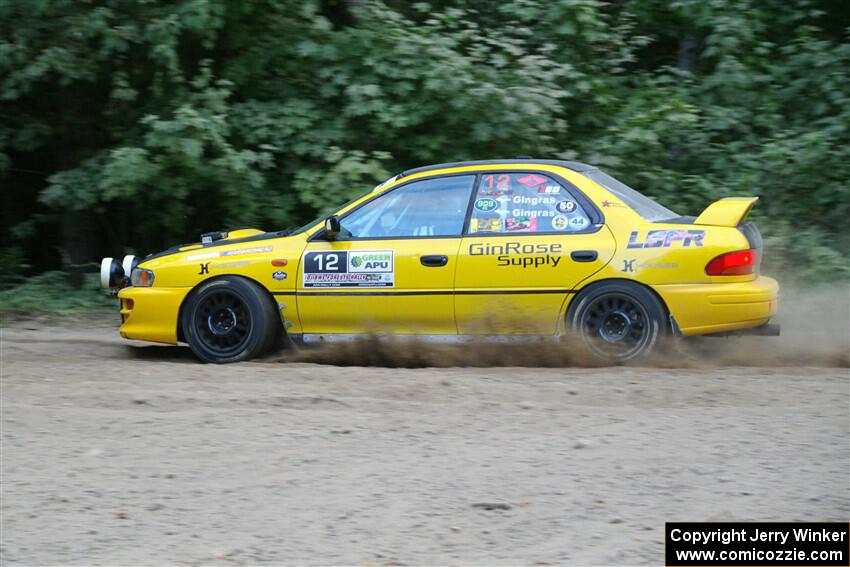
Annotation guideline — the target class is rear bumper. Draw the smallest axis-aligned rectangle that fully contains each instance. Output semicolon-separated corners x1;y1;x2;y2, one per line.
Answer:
652;276;779;336
117;286;191;345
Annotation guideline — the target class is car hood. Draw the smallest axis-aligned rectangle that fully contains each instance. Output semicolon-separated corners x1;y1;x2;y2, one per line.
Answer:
141;228;294;264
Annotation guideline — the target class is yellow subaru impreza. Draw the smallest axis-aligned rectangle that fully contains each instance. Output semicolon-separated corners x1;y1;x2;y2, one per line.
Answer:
101;159;779;363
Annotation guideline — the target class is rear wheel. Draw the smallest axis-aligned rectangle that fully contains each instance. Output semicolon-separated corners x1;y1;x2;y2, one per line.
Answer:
182;277;279;363
567;281;667;362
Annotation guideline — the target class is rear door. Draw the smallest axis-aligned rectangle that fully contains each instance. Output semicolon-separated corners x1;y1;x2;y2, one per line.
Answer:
455;171;616;334
297;174;476;334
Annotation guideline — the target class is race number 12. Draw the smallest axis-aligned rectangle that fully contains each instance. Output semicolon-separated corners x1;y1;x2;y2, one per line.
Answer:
304;251;347;273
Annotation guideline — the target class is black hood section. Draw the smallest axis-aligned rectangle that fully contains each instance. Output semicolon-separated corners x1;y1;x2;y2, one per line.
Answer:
143;229;293;262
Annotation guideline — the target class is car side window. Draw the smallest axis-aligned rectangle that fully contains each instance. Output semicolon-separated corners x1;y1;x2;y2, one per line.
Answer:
341;175;475;238
468;173;592;234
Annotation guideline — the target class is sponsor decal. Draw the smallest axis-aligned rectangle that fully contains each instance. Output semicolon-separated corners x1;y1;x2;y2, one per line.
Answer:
506;216;538;232
643;261;678;269
622;259;679;273
600;200;627;208
272;271;287;281
627;230;705;248
474;198;499;212
188;245;272;261
569;216;589;229
512;195;557;206
305;273;393;287
538;185;561;194
303;250;394;288
480;174;512;194
469;242;562;268
187;251;220;261
512;208;554;219
516;174;547;187
221;245;273;256
349;250;392;272
211;260;250;269
470;242;563;256
470;218;502;233
198;262;210;275
556;200;577;213
509;195;557;219
499;255;560;268
552;215;569;231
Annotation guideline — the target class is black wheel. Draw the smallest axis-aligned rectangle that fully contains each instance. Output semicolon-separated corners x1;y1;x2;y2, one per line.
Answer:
567;281;667;362
182;277;280;363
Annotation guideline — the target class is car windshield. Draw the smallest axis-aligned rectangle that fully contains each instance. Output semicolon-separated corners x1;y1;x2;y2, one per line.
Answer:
582;169;678;221
288;192;371;235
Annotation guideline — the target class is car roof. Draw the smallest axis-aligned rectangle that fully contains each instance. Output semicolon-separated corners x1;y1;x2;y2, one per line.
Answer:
397;158;597;179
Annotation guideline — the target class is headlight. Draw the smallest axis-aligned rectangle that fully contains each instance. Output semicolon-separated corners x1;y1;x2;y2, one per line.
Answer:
131;268;155;287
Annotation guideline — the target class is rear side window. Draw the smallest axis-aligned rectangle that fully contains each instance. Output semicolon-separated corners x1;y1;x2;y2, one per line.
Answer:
582;169;677;221
468;173;592;234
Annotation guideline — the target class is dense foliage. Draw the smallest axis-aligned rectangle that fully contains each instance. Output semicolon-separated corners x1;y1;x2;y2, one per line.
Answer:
2;0;848;287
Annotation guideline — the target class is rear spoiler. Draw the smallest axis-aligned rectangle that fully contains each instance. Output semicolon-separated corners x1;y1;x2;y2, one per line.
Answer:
693;197;758;227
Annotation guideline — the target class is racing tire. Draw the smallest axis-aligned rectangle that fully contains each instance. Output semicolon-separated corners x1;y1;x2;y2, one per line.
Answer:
567;281;667;362
182;277;280;363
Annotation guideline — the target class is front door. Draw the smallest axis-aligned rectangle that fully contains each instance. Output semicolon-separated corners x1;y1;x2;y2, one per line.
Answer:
455;171;616;334
297;174;476;334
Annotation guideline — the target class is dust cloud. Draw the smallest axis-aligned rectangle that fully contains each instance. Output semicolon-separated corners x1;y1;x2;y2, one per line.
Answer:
284;286;849;368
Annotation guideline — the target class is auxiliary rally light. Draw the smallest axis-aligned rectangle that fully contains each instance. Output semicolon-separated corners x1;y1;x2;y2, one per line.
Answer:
100;254;141;289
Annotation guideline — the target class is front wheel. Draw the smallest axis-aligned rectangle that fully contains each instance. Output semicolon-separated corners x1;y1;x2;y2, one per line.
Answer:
567;281;667;362
182;277;280;363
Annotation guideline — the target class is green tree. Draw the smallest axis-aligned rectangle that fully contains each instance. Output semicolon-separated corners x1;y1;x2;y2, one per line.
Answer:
1;0;848;286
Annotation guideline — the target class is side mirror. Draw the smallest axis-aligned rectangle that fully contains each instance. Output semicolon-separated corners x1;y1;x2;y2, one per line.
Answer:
324;215;341;240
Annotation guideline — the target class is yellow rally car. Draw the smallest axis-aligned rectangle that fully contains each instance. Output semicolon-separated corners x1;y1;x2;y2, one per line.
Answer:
100;159;779;363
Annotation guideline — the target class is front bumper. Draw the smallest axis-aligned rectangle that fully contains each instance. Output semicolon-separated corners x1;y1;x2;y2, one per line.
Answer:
652;276;779;336
117;286;191;345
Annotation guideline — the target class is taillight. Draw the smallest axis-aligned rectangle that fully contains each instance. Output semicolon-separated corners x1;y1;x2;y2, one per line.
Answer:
705;249;757;276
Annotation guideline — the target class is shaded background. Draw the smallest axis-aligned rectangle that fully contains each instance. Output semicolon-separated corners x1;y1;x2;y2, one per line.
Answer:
2;0;849;301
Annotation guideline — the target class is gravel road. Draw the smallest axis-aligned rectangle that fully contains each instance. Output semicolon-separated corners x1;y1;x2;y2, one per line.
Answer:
1;314;848;566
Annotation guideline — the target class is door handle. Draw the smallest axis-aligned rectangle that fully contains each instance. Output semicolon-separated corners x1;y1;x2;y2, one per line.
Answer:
570;250;598;262
420;255;448;267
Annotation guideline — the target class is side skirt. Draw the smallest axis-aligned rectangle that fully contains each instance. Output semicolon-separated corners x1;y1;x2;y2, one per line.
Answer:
699;322;781;337
289;333;562;346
